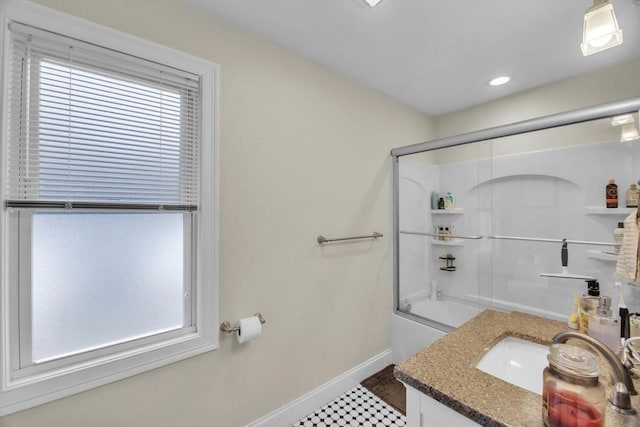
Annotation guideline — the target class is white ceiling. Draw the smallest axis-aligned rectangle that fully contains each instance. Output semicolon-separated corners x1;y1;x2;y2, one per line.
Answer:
186;0;640;116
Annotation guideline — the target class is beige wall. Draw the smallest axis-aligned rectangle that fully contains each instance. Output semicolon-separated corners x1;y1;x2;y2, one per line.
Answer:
423;58;640;165
0;1;434;426
435;57;640;138
4;1;639;426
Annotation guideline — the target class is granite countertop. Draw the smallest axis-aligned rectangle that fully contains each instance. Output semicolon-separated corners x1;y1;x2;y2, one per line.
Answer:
394;309;640;427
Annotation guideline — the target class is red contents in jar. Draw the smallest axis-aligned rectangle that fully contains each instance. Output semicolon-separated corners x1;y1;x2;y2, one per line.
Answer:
546;387;603;427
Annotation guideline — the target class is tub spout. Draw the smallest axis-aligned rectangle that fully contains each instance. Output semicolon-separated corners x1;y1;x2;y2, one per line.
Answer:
552;331;637;415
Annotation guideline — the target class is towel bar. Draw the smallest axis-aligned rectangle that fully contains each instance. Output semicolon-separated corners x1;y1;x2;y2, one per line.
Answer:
317;231;383;244
487;235;618;247
400;230;483;240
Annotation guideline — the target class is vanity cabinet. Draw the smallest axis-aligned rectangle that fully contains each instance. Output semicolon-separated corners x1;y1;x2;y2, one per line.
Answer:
396;310;640;427
404;384;478;427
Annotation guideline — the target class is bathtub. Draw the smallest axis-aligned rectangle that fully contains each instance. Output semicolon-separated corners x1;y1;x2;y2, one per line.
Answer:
391;298;484;363
409;298;484;328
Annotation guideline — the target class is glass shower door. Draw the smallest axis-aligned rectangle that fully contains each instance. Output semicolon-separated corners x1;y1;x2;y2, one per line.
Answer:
394;102;640;331
396;141;493;330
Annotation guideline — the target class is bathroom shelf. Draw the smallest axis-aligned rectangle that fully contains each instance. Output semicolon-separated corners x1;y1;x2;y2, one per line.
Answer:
431;209;464;215
431;239;464;247
584;206;635;215
586;249;618;262
401;230;482;240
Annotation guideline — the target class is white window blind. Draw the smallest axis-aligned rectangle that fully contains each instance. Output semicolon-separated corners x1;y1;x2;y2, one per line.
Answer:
6;22;201;209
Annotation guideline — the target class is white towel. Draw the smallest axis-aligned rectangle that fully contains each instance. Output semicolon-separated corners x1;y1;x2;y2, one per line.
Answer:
616;210;640;284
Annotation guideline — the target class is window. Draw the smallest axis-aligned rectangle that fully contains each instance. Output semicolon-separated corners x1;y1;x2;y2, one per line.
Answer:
0;1;218;416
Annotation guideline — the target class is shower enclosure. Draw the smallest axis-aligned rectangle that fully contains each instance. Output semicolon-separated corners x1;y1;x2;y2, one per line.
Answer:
391;98;640;361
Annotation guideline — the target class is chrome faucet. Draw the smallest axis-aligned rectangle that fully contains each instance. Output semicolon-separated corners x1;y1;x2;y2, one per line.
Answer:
552;331;637;415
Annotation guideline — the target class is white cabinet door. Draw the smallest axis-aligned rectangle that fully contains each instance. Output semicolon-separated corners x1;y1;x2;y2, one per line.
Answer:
404;384;480;427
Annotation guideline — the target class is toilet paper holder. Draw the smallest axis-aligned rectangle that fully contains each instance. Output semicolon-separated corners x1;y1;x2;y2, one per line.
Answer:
220;313;266;334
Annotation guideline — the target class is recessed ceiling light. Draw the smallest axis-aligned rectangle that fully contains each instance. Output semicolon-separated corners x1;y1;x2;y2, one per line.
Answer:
488;76;511;86
364;0;383;6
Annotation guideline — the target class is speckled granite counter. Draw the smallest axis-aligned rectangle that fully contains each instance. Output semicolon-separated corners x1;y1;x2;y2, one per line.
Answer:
394;310;640;427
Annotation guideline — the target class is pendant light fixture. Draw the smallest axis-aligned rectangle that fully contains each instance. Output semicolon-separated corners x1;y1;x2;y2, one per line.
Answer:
610;114;635;126
581;0;623;56
610;113;639;142
620;123;640;142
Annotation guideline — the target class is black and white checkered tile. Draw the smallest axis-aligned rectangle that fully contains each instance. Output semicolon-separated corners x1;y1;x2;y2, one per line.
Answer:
291;384;406;427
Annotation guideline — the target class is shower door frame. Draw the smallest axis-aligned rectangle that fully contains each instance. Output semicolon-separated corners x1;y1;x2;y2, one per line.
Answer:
391;97;640;332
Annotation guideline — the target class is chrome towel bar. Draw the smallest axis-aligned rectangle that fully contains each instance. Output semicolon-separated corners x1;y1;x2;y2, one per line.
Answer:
400;230;483;240
220;313;266;334
317;231;383;244
487;235;618;247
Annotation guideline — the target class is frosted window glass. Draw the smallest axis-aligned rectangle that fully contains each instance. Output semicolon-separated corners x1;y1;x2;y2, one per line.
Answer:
31;212;185;362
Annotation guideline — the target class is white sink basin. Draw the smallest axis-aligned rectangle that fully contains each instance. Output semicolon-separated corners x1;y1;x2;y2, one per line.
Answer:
476;336;549;395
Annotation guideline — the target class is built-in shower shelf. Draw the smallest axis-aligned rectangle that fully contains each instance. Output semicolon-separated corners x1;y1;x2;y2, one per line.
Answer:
431;239;464;247
586;249;618;262
585;206;635;215
431;209;464;215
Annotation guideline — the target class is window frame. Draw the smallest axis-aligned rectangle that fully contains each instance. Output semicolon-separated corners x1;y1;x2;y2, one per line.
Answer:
12;210;197;376
0;0;219;416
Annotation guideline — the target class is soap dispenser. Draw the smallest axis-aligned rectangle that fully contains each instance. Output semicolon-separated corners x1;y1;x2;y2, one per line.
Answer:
580;280;600;334
588;296;620;353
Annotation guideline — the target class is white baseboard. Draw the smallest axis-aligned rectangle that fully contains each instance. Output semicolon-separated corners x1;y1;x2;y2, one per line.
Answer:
247;349;393;427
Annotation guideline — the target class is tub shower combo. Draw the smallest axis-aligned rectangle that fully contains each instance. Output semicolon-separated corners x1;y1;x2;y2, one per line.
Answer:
391;98;640;362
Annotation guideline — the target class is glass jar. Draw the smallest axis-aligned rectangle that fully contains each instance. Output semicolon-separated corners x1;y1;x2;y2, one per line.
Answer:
542;343;606;427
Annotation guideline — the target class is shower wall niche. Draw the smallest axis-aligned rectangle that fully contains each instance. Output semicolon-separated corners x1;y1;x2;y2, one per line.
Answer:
393;99;640;332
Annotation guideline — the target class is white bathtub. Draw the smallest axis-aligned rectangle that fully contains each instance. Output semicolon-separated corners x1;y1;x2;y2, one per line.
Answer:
391;298;484;363
409;298;483;328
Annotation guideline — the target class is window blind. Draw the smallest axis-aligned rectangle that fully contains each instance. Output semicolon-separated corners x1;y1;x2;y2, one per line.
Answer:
6;22;201;210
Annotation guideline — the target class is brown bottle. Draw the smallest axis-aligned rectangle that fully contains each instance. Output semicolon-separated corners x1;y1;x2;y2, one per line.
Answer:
606;179;618;208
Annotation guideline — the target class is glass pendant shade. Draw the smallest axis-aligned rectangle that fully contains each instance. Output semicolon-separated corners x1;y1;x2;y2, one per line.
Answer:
581;2;623;56
621;123;640;142
611;114;635;126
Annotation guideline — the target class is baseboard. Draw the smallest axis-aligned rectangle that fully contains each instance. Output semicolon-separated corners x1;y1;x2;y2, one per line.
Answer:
247;349;393;427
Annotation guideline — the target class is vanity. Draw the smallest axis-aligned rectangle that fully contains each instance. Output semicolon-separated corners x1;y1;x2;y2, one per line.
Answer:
394;310;640;427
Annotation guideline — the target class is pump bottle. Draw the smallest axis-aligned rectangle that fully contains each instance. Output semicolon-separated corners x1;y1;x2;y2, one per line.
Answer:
580;280;600;333
588;296;620;353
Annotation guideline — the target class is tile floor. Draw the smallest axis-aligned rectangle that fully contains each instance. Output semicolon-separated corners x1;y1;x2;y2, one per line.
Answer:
290;384;406;427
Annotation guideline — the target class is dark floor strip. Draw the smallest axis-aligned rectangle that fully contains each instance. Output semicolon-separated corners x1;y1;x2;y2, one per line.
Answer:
360;364;406;415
